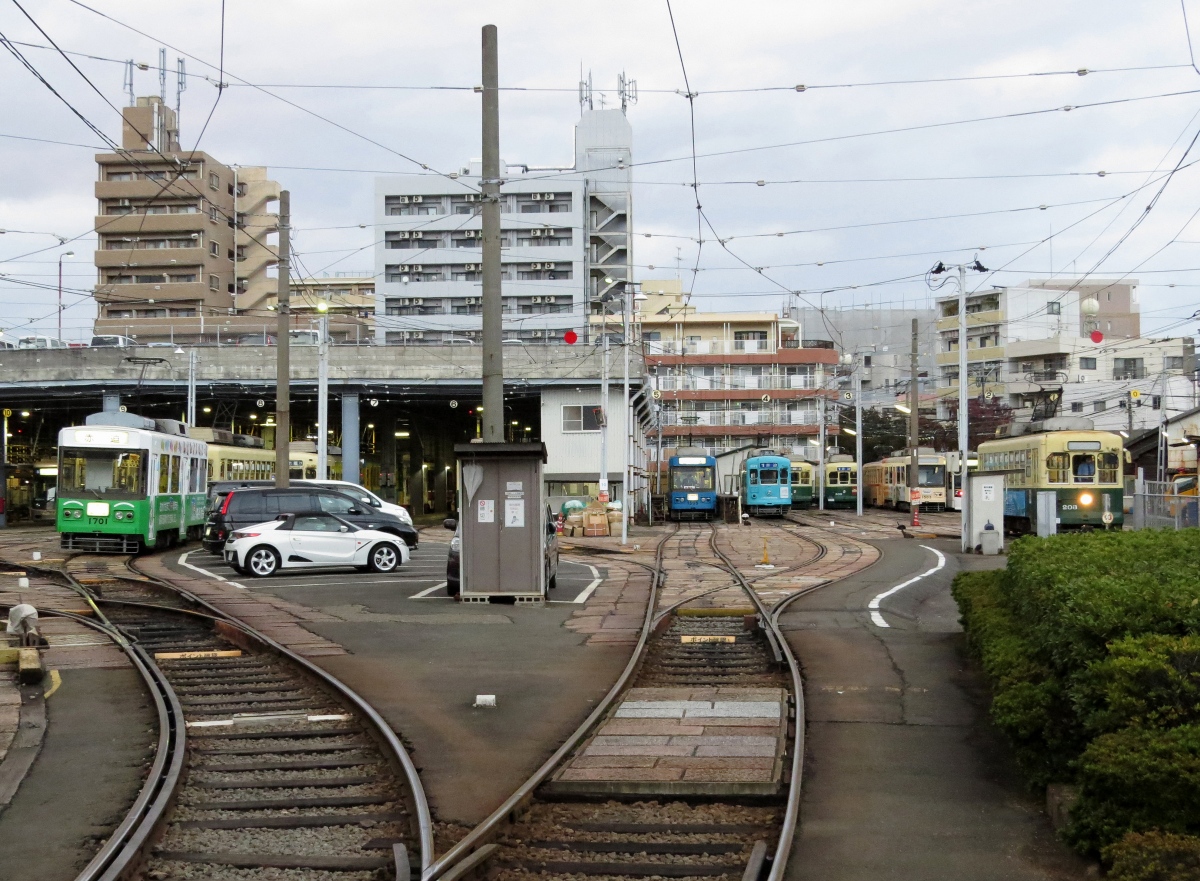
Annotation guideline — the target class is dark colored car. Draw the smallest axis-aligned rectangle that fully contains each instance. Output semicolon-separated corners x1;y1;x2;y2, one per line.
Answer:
443;506;559;597
203;486;418;553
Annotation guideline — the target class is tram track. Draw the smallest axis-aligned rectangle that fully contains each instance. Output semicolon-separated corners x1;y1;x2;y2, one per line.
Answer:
421;521;810;881
4;549;433;881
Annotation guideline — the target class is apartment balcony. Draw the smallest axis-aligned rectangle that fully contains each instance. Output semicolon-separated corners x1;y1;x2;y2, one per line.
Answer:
935;308;1004;332
1113;368;1148;380
660;409;820;428
645;339;778;356
653;373;818;392
935;344;1005;365
95;179;216;201
95;246;215;269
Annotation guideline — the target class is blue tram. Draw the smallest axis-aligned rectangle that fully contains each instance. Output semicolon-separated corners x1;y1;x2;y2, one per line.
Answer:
740;454;791;517
666;452;718;520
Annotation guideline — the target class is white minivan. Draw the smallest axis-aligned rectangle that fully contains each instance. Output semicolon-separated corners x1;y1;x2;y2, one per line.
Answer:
300;479;414;525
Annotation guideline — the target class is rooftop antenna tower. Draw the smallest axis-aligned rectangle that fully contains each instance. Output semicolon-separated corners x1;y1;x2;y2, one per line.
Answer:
578;69;593;113
176;57;187;126
618;72;638;114
158;47;167;102
123;60;135;106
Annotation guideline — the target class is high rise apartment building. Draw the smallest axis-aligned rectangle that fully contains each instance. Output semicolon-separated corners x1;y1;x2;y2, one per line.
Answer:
93;97;280;342
373;108;632;345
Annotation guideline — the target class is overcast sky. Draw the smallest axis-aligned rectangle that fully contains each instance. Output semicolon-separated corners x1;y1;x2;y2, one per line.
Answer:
2;0;1200;343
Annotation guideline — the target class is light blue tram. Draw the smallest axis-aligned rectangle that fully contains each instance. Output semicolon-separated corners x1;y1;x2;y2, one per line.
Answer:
740;453;791;517
666;452;718;521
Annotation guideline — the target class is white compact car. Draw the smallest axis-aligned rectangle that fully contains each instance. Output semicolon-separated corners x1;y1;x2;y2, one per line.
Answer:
224;512;410;577
301;479;414;525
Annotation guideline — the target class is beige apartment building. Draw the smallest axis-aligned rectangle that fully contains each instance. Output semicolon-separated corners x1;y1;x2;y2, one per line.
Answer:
290;276;376;342
93;96;280;343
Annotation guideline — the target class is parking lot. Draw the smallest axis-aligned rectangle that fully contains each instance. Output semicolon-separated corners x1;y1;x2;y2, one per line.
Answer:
170;538;605;604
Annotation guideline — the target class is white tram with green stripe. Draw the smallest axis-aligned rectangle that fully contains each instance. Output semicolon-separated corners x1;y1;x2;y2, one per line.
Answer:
57;412;209;552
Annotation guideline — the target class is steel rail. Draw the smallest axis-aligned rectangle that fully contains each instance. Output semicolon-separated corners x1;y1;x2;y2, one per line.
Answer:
707;524;805;881
123;557;436;873
423;524;678;881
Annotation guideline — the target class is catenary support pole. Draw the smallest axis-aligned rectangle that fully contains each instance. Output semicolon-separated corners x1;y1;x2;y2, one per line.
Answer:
317;312;329;479
909;318;920;527
480;25;503;443
958;264;969;551
600;309;609;502
855;362;863;517
817;378;826;511
275;190;291;487
342;393;360;486
187;349;196;426
621;286;631;543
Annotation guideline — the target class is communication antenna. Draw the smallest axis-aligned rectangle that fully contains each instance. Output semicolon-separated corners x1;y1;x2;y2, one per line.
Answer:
176;57;187;127
123;59;135;106
618;72;638;114
158;47;167;102
578;69;593;113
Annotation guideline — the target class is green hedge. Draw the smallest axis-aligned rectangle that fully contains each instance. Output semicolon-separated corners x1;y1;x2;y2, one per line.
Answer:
1106;832;1200;881
952;529;1200;858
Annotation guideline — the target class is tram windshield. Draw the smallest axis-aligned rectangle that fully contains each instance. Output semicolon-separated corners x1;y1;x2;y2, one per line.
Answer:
59;448;147;498
672;466;714;491
918;464;946;487
757;468;781;485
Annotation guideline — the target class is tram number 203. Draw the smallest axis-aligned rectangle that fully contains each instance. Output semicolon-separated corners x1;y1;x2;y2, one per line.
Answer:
1060;504;1078;511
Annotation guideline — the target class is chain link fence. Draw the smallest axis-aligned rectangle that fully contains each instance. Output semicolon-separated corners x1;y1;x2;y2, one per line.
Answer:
1129;478;1198;530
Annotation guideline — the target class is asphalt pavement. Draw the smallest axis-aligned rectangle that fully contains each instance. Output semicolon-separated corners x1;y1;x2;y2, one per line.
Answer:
779;538;1091;881
163;539;635;824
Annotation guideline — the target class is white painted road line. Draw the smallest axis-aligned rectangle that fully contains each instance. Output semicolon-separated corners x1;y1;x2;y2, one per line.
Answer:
178;552;247;590
572;563;603;604
411;582;449;599
868;544;946;629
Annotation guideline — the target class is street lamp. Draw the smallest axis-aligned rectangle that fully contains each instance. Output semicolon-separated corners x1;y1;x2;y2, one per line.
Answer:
930;258;988;551
316;301;330;479
57;251;74;342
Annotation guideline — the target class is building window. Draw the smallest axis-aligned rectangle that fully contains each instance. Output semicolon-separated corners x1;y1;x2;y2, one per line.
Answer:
1079;357;1097;370
1152;395;1162;410
1071;402;1084;413
562;404;602;433
1093;400;1106;413
107;171;133;181
209;275;220;291
209;172;219;190
1164;356;1184;371
1047;301;1061;315
209;242;219;256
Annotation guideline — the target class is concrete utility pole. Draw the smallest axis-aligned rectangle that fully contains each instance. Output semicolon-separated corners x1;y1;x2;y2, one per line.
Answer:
600;308;610;502
855;360;863;517
957;263;969;550
621;285;632;542
317;306;329;479
909;318;920;527
817;378;826;511
480;24;504;443
275;189;291;487
187;349;196;426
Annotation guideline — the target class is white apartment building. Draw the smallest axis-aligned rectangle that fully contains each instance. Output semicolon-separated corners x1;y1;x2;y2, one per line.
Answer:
373;109;632;346
934;279;1197;431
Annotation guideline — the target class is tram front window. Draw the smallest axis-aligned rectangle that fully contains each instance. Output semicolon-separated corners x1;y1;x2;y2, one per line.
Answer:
59;448;147;498
918;464;946;487
672;466;714;491
758;468;780;485
1072;454;1096;483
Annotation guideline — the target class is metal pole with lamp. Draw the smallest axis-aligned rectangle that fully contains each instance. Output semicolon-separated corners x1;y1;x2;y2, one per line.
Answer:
57;250;74;342
855;361;863;517
620;283;645;544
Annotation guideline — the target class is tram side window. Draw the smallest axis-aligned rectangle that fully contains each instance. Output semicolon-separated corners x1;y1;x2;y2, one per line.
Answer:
1098;452;1120;484
1047;452;1070;483
749;469;759;485
169;456;181;493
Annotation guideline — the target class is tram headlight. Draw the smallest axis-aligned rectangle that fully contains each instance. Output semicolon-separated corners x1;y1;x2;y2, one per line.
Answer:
1079;492;1094;506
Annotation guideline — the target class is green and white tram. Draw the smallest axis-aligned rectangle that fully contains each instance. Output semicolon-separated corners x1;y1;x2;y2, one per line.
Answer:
58;413;209;552
977;422;1126;533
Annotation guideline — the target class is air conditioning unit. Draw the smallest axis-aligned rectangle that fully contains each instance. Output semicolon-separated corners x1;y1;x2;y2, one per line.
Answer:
545;296;556;303
531;262;542;270
531;296;543;304
411;195;423;203
532;330;544;338
465;194;479;202
464;230;477;238
397;298;410;306
411;298;424;306
118;198;131;207
411;231;423;239
531;193;543;201
395;196;410;204
542;193;555;200
465;297;479;305
531;229;544;237
463;263;478;271
397;231;410;239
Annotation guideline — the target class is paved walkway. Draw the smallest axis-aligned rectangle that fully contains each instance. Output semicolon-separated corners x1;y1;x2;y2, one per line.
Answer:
779;539;1090;881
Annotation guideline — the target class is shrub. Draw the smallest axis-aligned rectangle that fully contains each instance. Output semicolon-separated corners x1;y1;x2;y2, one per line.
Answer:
1105;831;1200;881
1068;725;1200;854
1076;634;1200;734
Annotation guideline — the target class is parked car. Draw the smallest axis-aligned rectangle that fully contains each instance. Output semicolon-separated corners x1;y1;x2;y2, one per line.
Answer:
224;511;409;577
235;333;277;346
300;479;413;525
17;335;67;349
203;485;418;553
207;479;414;527
89;334;135;348
443;505;559;597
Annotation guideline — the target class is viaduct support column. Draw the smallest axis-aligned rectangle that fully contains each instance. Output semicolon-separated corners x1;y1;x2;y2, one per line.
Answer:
341;393;360;486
